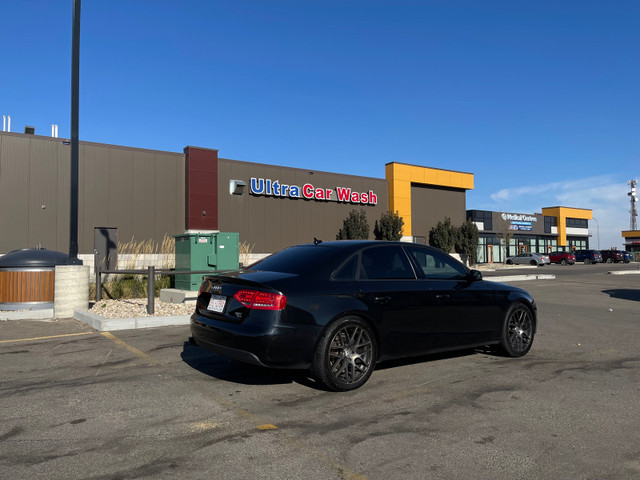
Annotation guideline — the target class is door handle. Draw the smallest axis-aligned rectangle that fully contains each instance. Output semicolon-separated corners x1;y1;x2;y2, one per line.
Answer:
373;295;391;304
436;294;450;300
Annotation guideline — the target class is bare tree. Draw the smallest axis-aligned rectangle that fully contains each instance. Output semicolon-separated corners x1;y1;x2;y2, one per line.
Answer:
495;216;515;262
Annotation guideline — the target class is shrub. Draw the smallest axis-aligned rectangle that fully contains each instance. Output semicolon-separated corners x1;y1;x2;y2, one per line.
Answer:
374;211;404;241
456;218;479;265
337;209;370;240
429;217;457;253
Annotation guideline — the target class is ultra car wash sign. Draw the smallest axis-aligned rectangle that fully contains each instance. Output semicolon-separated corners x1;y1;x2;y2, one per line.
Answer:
250;177;378;205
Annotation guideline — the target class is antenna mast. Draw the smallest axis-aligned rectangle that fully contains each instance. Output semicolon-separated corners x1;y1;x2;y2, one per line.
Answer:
628;179;639;230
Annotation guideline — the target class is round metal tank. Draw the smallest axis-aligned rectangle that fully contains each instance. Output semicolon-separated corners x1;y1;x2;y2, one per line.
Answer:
0;249;70;311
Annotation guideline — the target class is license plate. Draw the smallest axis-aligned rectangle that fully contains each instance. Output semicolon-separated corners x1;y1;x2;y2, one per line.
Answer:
207;295;226;313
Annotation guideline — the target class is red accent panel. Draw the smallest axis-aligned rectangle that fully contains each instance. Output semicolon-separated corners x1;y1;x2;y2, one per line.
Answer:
184;146;218;230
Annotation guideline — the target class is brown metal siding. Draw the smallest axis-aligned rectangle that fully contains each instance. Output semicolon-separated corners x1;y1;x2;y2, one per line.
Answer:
1;134;31;248
410;184;466;239
217;158;389;252
0;132;185;254
28;138;60;249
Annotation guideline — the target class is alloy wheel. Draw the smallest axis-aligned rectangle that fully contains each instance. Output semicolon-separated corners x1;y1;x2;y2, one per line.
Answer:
506;306;533;355
327;324;373;385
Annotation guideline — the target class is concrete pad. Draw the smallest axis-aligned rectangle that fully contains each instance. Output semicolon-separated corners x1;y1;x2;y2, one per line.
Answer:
159;288;198;304
73;309;191;332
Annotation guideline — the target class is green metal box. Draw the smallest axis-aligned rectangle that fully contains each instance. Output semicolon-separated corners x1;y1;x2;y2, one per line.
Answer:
174;232;240;290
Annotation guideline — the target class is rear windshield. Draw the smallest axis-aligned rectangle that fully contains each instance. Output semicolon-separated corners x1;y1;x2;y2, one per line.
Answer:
248;245;340;274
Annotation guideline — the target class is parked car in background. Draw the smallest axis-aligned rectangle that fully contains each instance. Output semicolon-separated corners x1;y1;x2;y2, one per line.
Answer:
621;251;632;263
190;240;537;391
573;249;603;264
548;251;576;265
600;249;624;263
505;252;550;266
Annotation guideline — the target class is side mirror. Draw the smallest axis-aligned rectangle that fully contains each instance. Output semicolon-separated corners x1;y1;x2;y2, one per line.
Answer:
469;269;482;281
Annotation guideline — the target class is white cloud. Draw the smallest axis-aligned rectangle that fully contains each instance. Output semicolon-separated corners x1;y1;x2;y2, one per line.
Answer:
482;175;637;250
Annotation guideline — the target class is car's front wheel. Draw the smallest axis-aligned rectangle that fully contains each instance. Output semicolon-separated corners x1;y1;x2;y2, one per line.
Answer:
561;259;567;265
311;316;377;391
530;260;537;266
584;258;591;264
497;303;535;357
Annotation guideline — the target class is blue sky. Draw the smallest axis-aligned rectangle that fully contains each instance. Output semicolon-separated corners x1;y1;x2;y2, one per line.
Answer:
2;1;638;249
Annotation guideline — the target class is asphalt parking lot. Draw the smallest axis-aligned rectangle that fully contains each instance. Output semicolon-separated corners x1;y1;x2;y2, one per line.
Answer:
1;263;639;479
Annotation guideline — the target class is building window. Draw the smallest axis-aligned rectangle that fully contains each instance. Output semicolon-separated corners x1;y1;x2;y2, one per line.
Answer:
566;218;588;228
544;216;557;234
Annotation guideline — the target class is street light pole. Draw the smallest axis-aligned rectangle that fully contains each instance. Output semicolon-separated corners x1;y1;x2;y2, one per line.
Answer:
592;217;600;249
69;0;82;264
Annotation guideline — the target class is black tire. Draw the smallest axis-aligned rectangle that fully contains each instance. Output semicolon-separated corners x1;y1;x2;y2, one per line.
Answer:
311;316;377;391
584;258;591;265
530;260;537;266
506;259;513;265
498;303;535;357
606;258;613;263
561;259;567;265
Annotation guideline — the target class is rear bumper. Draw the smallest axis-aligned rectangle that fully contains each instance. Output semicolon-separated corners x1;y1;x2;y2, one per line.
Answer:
190;314;320;369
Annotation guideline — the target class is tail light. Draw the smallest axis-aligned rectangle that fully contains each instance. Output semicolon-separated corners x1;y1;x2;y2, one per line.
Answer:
233;289;287;310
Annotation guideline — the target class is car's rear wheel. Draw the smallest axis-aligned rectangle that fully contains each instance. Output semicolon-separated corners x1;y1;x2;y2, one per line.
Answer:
584;258;591;264
561;259;567;265
506;259;513;265
311;316;377;391
530;260;537;266
606;258;613;263
498;303;535;357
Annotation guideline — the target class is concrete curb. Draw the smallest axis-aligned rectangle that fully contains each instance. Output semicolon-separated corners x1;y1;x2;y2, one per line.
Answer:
607;270;640;275
0;309;55;321
73;310;191;332
484;274;556;282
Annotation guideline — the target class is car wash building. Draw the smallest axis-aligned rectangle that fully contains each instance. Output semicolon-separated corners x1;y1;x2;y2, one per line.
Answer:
467;207;593;263
0;130;474;257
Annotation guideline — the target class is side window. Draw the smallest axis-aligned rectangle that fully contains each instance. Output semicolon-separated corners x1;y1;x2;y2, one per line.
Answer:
360;246;415;280
405;246;467;280
332;254;358;281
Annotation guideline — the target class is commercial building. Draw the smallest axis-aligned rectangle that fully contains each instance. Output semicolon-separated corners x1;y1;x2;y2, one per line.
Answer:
0;130;472;256
0;129;595;262
621;230;640;260
467;207;592;263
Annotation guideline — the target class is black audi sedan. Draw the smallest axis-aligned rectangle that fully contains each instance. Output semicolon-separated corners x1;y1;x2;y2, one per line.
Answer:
190;240;536;391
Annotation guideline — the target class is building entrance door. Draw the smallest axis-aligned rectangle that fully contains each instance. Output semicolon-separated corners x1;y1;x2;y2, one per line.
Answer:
487;245;494;264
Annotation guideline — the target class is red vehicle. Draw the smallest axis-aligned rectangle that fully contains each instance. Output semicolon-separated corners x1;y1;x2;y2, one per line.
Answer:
600;249;624;263
549;251;576;265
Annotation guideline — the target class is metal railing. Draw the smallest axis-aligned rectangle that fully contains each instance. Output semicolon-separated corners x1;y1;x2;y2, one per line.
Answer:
95;266;218;314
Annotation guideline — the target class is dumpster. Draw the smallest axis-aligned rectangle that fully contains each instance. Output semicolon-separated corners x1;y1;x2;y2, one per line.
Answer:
0;249;69;310
174;232;239;290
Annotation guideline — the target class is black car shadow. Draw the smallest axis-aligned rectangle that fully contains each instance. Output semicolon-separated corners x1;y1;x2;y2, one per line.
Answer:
602;289;640;302
375;348;479;372
182;342;485;391
180;342;318;388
